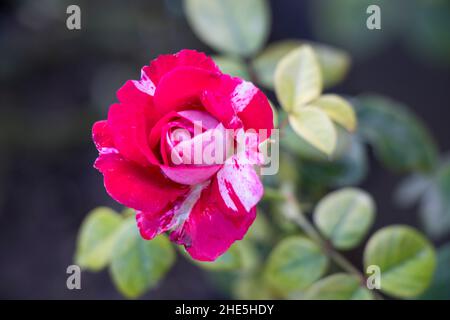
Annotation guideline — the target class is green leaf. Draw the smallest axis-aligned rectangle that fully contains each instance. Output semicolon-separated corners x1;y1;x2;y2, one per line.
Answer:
363;225;436;298
314;188;375;250
212;55;250;80
312;42;351;88
275;45;322;112
233;274;275;299
184;0;270;56
309;94;356;132
303;273;374;300
264;236;329;295
355;94;438;173
298;135;368;189
328;135;368;187
281;118;351;162
246;212;273;244
419;161;450;239
420;243;450;300
289;108;336;156
281;123;327;162
109;218;176;298
252;40;302;89
75;207;123;271
252;40;350;90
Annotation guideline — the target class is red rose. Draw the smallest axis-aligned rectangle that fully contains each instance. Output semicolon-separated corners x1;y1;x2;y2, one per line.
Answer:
92;50;273;261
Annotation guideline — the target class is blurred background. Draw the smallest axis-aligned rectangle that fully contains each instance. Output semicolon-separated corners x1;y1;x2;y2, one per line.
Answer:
0;0;449;299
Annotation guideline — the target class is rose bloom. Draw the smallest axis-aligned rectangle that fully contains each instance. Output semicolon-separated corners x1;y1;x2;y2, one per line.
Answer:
92;50;273;261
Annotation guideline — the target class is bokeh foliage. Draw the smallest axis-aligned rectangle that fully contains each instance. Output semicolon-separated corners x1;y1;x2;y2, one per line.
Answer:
73;0;449;300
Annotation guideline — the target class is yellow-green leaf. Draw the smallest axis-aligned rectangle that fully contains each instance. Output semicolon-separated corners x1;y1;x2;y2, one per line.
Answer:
264;236;329;295
309;94;356;132
355;94;438;172
288;107;336;156
252;40;302;89
109;219;175;298
275;45;322;112
186;241;256;272
184;0;270;56
313;188;375;250
313;43;351;88
364;225;436;298
75;207;123;271
303;273;374;300
252;40;350;90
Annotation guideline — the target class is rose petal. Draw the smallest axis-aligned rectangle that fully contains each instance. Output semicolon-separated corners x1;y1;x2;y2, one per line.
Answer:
202;75;274;136
216;155;264;213
92;120;115;153
94;153;188;213
145;49;220;85
136;210;173;240
170;178;257;261
107;103;159;166
177;110;219;130
154;67;220;117
169;123;233;167
117;79;153;108
161;164;222;185
136;181;210;239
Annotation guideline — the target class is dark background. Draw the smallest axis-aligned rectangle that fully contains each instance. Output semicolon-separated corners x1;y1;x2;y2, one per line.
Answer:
0;0;449;299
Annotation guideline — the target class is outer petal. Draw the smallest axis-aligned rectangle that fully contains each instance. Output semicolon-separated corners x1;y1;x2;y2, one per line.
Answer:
145;49;220;85
216;155;264;213
94;153;188;213
202;75;274;134
136;210;173;240
92;120;115;152
136;181;209;240
107;103;159;166
117;79;154;107
153;67;220;117
171;178;257;261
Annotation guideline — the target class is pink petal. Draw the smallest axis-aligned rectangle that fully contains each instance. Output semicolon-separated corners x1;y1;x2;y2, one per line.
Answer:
202;75;274;135
177;110;219;130
107;103;159;166
136;210;173;240
92;120;115;152
132;68;156;96
94;152;188;213
153;67;220;117
171;178;257;261
136;181;210;240
216;155;264;213
168;123;233;167
145;49;220;85
117;79;153;108
161;164;222;185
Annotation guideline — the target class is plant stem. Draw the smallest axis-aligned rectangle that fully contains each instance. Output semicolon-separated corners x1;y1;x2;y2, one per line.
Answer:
280;184;384;300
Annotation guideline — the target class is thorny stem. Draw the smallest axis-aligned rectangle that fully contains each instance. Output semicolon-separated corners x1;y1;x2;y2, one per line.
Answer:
273;185;384;300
